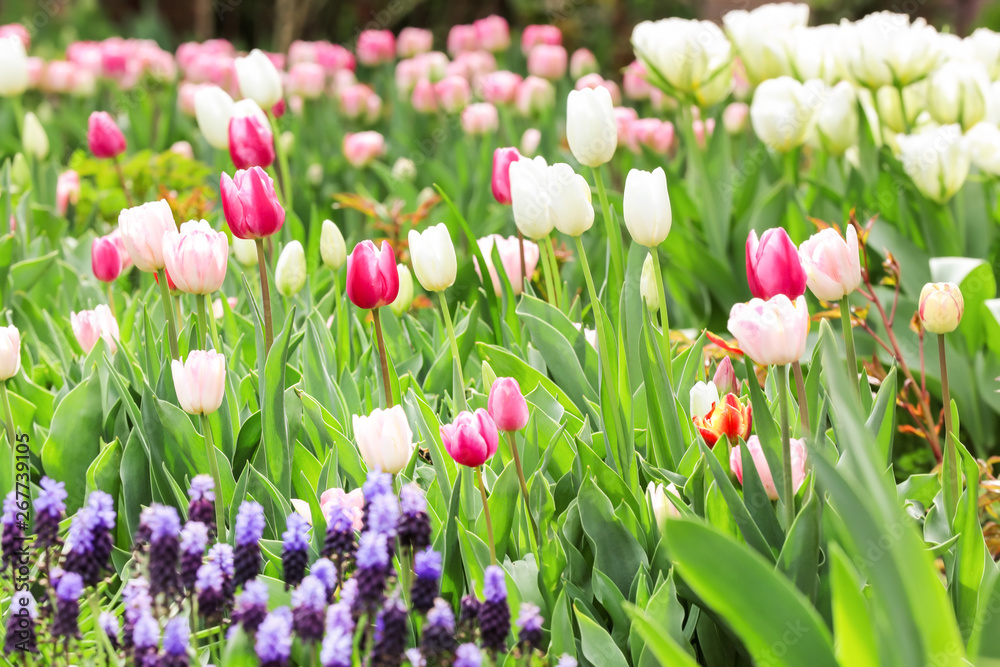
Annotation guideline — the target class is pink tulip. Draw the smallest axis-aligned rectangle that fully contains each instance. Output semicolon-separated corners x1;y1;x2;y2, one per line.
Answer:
434;75;471;113
0;24;30;50
570;48;599;79
728;295;810;366
395;59;422;94
440;409;499;468
220;167;285;240
798;225;862;302
574;73;621;105
730;435;807;501
479;71;522;105
87;111;126;159
448;50;496;81
342;131;385;168
521;25;561;55
712;356;738;397
475;234;540;296
520;128;541;157
413;51;449;80
177;81;202;115
107;229;133;272
461;103;498;135
356;30;395;66
212;296;238;319
71;305;119;355
170;141;194;159
117;199;177;273
44;61;77;93
288;40;319;65
515;76;555;116
475;15;511;52
693;118;715;148
56;170;80;216
488;378;530;432
228;100;275;169
746;228;807;301
346;240;399;309
397;27;433;58
92;236;123;283
723;102;750;134
26;57;45;89
162;220;229;295
288;62;325;99
318;43;356;72
338;83;375;119
411;78;438;113
447;24;478;56
614;107;639;150
527;44;567;80
319;488;365;530
172;350;226;415
491;147;521;205
623;60;651;101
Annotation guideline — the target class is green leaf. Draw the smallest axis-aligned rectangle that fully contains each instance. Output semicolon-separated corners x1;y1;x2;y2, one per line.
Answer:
623;603;700;667
776;485;820;601
40;371;104;513
578;475;648;596
576;604;630;667
828;544;879;667
258;310;296;499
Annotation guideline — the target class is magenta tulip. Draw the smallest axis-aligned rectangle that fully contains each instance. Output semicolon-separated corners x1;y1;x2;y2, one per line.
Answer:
227;101;275;169
220;167;285;240
488;377;530;432
92;236;123;283
440;409;500;468
745;228;807;300
346;240;399;310
356;30;395;66
491;147;521;206
87;111;126;159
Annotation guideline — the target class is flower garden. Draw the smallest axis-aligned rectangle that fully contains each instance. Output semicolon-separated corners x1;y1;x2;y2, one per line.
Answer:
2;3;1000;666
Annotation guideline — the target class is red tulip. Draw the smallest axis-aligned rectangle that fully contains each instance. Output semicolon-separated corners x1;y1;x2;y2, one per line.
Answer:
491;147;521;206
346;240;399;309
488;377;529;432
87;111;126;159
228;101;275;169
92;236;123;283
745;228;806;300
693;393;752;447
440;409;499;468
220;167;285;240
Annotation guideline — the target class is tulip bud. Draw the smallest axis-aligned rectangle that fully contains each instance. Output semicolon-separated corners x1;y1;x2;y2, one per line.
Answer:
232;237;259;267
356;30;396;67
228;99;275;170
546;163;594;237
391;157;416;182
896;125;970;204
745;228;807;300
163;220;229;295
509;156;554;240
172;350;226;415
731;435;806;501
566;87;617;168
287;62;325;99
346;240;399;309
435;75;471;113
480;71;522;105
799;225;862;302
306;163;323;185
521;25;562;55
170;141;194;159
353;406;414;474
695;393;752;447
749;77;821;153
275;240;307;297
723;102;750;134
56;170;80;216
461;103;499;136
689;380;719;419
527;44;567;81
515;76;555;117
728;295;810;367
0;325;21;380
647;482;681;531
389;264;414;317
814;82;857;156
623;167;672;247
235;48;283;110
569;48;599;80
408;223;457;292
520;128;541;157
919;282;964;334
342;131;385;168
194;85;235;150
279;130;294;155
22;112;48;159
440;409;499;468
220;166;285;240
87;111;126;159
92;236;123;283
474;234;540;297
475;15;511;53
71;306;119;356
320;220;347;270
928;61;989;131
397;27;434;58
712;357;738;397
640;253;659;312
0;36;29;97
488;377;529;432
118;199;178;273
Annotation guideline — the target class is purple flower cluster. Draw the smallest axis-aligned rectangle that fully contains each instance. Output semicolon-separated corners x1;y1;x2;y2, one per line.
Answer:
233;578;270;634
179;521;209;591
53;572;84;639
292;575;327;642
516;602;544;652
142;504;182;597
1;491;26;575
33;477;67;550
233;501;265;590
4;591;37;654
397;482;431;551
411;547;442;612
479;566;511;652
282;512;311;590
422;598;457;659
187;474;216;532
63;491;116;586
256;607;294;667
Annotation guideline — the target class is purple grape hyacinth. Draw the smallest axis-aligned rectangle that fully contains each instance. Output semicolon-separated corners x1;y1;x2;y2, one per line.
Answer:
179;521;209;591
132;611;160;667
63;491;115;586
99;611;121;651
4;591;38;654
143;504;182;597
478;566;510;653
421;598;457;659
122;577;152;651
397;483;431;551
187;474;216;532
353;530;390;613
33;477;67;550
53;572;84;639
516;602;544;652
310;557;338;603
371;595;408;667
256;606;294;667
161;616;191;667
234;501;265;590
291;574;327;642
454;643;483;667
1;491;25;575
322;505;358;566
282;512;311;590
411;547;442;613
233;578;270;635
195;560;227;621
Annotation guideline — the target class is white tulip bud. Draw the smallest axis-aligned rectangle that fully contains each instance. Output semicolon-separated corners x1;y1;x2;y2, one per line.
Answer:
566;86;617;167
640;253;659;312
390;264;414;317
22;112;48;159
235;48;283;110
320;220;347;270
546;163;594;237
231;236;259;267
408;223;457;292
194;85;235;150
275;240;307;297
623;167;672;247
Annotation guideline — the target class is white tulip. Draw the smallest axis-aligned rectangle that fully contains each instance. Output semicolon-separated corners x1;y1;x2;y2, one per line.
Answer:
783;24;843;84
896;124;970;203
750;76;823;152
235;48;283;110
320;219;347;270
966;122;1000;176
623;167;672;247
815;82;858;156
839;13;943;89
0;37;28;97
194;85;235;150
509;156;554;240
723;3;809;84
353;406;414;475
408;223;457;292
390;264;414;317
275;241;307;297
566;87;617;167
631;18;733;107
927;61;989;131
875;82;926;134
0;325;21;380
231;236;258;267
964;28;1000;80
647;481;682;531
546;163;594;237
640;253;659;312
689;380;720;419
22;112;48;159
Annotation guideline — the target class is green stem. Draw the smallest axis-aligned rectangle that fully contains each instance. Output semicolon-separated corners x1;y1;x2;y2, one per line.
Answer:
896;84;912;134
1;381;14;493
792;361;810;435
543;235;562;308
156;268;180;360
372;308;393;408
269;115;293;210
438;291;466;412
332;277;347;376
476;466;497;566
648;248;673;384
840;298;859;401
776;365;795;529
113;156;133;208
207;298;222;352
507;431;541;567
574;236;599;323
200;412;227;542
591;165;624;294
939;335;959;525
255;239;274;354
87;591;122;667
196;294;209;350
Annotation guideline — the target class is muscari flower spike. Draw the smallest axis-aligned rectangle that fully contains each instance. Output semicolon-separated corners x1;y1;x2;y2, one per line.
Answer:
478;566;510;653
516;602;544;652
292;574;327;642
371;595;408;667
179;521;210;591
421;597;457;659
34;477;67;550
53;572;84;639
256;606;294;667
187;474;216;531
144;504;182;597
282;512;311;590
4;591;38;655
234;501;266;590
397;482;430;551
411;547;442;613
233;577;270;635
161;616;191;667
454;643;483;667
2;491;26;575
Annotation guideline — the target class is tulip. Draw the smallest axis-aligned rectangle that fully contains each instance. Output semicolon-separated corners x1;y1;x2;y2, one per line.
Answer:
839;12;943;89
566;87;617;168
640;253;659;311
92;236;123;283
320;220;346;270
966;28;1000;79
475;15;511;53
509;156;554;240
896;125;970;204
232;237;259;267
623;60;651;101
170;141;194;159
212;297;237;320
731;435;807;501
919;282;964;334
0;325;21;380
723;102;750;134
172;350;226;415
713;357;738;397
56;170;80;216
814;82;857;156
527;44;567;81
411;78;438;113
446;24;478;56
118;199;177;273
520;128;541;157
521;25;561;55
235;49;283;110
514;76;555;117
480;71;522;106
928;61;989;131
162;220;229;295
408;223;457;293
874;82;926;134
474;234;540;296
798;226;862;302
275;240;307;297
220;166;285;239
722;4;809;84
353;406;413;475
569;48;598;79
71;306;119;355
631;18;733;107
228;99;275;169
319;488;365;530
647;482;682;530
346;240;399;310
968;122;1000;176
0;25;29;50
488;377;529;432
727;295;810;367
689;380;719;420
357;30;395;66
694;393;753;447
87;111;126;159
746;228;807;301
342;131;385;168
750;77;822;153
397;28;433;58
389;264;414;317
440;409;499;468
288;62;325;99
546;163;594;237
435;75;471;113
0;36;28;97
575;74;621;106
194;85;235;150
461;103;499;136
22;112;47;160
491;147;521;206
623;167;672;247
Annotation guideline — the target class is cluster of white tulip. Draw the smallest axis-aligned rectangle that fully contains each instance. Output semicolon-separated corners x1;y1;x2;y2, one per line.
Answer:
632;3;1000;204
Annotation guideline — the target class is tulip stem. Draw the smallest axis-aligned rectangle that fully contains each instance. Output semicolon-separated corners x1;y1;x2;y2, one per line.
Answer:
776;365;795;530
538;236;558;307
156;268;180;360
372;308;393;408
939;333;960;523
438;291;466;412
207;300;222;353
269;115;293;210
1;380;15;493
107;283;116;320
113;156;133;208
517;231;527;293
591;166;623;294
791;361;810;435
476;466;497;566
200;412;227;543
507;431;541;568
196;294;210;350
648;249;673;384
254;239;274;354
840;298;859;401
